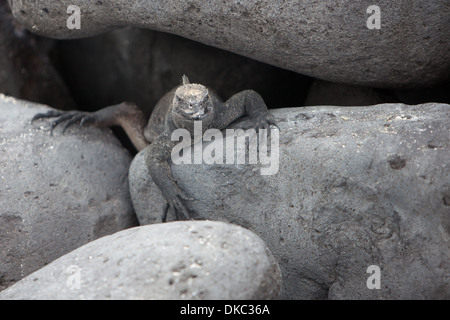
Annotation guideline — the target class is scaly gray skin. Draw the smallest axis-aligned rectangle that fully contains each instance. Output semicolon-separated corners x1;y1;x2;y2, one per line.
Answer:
32;76;277;220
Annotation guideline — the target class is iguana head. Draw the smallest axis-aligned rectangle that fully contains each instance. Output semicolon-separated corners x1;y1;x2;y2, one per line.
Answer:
172;75;214;131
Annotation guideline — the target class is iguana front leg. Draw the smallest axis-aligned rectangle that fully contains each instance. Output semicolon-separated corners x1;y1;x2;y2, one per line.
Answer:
214;89;278;130
32;102;149;151
144;132;194;220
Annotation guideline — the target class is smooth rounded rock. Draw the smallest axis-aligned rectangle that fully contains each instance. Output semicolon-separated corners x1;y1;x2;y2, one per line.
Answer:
7;0;450;87
130;102;450;299
0;95;137;291
0;221;282;300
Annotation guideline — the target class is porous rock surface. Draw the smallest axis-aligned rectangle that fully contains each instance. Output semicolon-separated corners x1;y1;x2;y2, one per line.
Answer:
0;221;282;300
8;0;450;87
0;94;137;291
130;103;450;299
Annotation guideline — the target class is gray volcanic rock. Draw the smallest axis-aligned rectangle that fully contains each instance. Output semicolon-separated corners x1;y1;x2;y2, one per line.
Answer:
129;150;167;225
0;95;137;291
7;0;450;87
130;103;450;299
0;221;282;300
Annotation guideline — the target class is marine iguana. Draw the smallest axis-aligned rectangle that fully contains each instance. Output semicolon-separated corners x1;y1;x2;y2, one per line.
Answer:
32;76;277;220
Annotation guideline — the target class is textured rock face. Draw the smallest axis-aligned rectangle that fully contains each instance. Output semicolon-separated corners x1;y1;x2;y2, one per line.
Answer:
0;95;137;291
0;221;282;300
130;103;450;299
7;0;450;87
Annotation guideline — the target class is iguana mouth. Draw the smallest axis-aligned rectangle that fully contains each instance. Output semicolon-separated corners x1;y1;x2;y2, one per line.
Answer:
182;107;209;120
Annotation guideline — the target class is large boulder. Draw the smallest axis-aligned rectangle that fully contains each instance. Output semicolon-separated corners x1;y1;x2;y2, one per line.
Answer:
7;0;450;87
0;221;282;300
130;103;450;299
0;95;137;291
